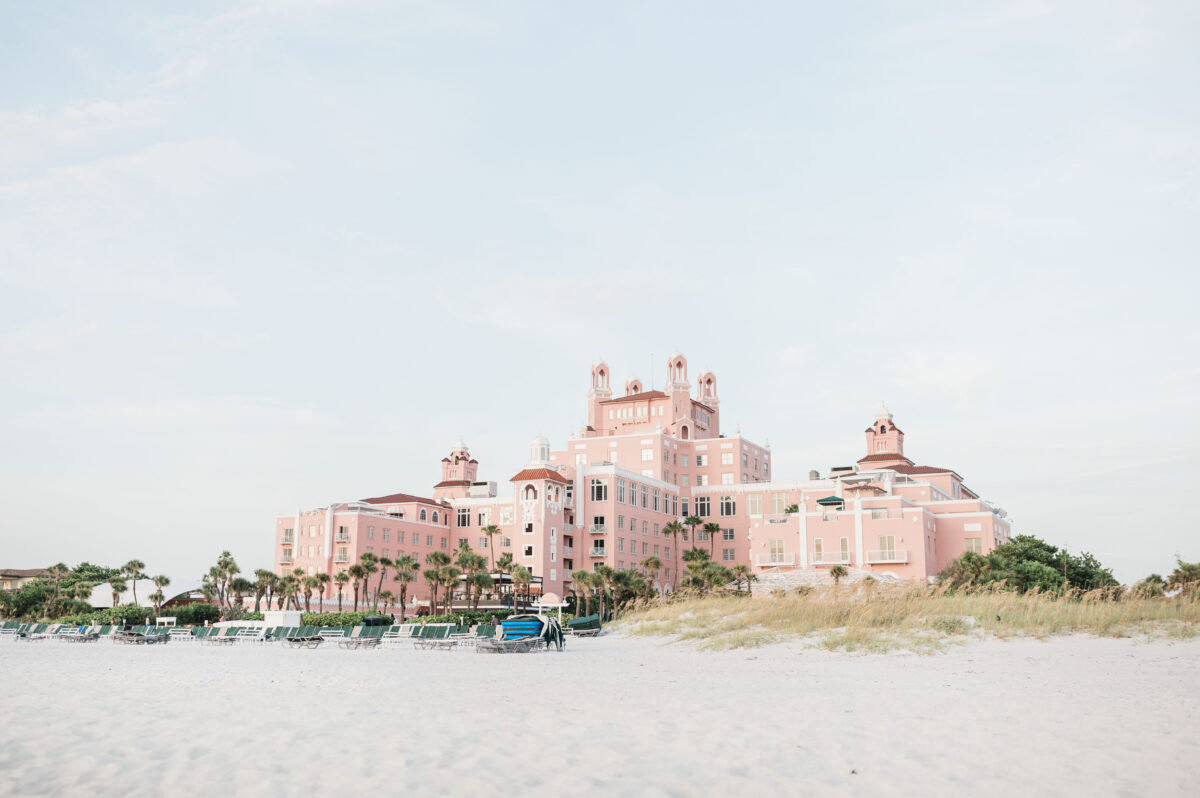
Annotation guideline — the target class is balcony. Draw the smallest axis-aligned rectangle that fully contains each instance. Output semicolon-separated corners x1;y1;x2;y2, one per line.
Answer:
865;549;908;564
561;546;574;556
334;554;349;563
279;555;294;565
589;525;607;534
811;551;851;565
755;554;796;566
335;534;351;543
588;548;607;558
281;534;294;544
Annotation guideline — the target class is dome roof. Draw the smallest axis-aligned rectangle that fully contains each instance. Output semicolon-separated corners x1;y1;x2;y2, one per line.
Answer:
452;436;468;451
668;350;684;362
530;432;550;447
875;402;893;420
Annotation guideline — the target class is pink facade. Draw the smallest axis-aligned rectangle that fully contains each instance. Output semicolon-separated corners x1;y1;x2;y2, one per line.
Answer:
272;353;1013;604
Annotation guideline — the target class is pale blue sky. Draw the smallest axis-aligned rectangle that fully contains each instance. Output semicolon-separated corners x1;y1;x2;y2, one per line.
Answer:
1;1;1197;584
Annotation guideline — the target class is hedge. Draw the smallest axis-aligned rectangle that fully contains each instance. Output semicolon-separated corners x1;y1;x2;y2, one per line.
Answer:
53;604;154;625
301;612;394;627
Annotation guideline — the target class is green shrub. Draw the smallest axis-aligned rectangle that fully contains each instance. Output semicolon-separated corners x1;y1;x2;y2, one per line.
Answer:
404;610;521;625
52;604;154;626
170;603;221;626
302;612;394;627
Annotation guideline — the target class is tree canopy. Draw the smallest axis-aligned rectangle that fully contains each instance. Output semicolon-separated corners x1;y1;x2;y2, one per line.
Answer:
938;535;1118;593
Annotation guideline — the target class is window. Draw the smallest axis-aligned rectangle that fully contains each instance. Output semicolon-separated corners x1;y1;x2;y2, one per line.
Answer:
642;520;648;534
694;454;706;467
523;545;534;557
641;485;649;508
617;479;626;503
680;475;689;487
680;454;689;467
478;511;488;526
382;548;390;559
671;495;678;516
440;538;447;548
653;489;660;512
722;528;735;541
773;494;788;514
641;448;653;461
618;538;625;552
367;526;375;539
696;474;708;486
721;452;733;466
432;511;440;523
697;528;709;541
457;509;470;527
722;549;735;562
642;542;648;555
524;485;538;500
747;494;762;515
590;479;608;502
500;508;513;525
742;453;748;467
840;537;850;560
525;523;534;534
878;535;896;559
617;515;624;530
426;535;433;546
813;538;824;561
397;531;405;543
965;538;982;553
695;496;711;517
383;529;390;541
654;544;660;556
592;516;605;531
721;473;734;485
681;498;689;516
719;496;736;516
501;536;511;547
663;450;669;463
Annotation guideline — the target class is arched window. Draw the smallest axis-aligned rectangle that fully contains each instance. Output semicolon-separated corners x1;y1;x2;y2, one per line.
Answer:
419;509;427;521
432;511;439;524
524;484;538;500
880;424;887;433
680;424;690;440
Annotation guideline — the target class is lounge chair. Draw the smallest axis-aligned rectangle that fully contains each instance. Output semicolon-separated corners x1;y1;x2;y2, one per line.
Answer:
478;615;564;654
566;614;603;637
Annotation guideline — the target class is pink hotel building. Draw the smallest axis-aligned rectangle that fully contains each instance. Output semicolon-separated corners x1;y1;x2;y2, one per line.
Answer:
274;353;1012;605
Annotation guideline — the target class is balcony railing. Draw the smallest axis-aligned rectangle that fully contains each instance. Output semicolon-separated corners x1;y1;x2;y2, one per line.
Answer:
765;513;792;524
281;535;294;544
867;509;904;520
755;554;796;566
865;549;908;564
279;555;294;565
811;551;851;565
335;534;350;543
334;554;349;563
561;546;574;556
588;548;607;558
589;525;606;534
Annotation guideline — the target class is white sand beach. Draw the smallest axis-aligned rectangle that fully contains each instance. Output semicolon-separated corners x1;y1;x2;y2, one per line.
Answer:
1;634;1197;797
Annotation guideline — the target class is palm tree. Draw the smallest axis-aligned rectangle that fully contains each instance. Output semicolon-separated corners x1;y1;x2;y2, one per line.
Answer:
570;570;593;616
391;556;419;622
730;563;756;593
301;575;319;612
378;590;395;612
110;578;128;608
703;522;721;559
347;564;367;612
495;551;515;605
47;563;69;607
372;557;393;610
314;572;330;612
423;567;442;616
123;560;146;606
468;571;492;610
253;569;273;613
359;553;379;608
662;521;685;590
784;503;799;516
230;577;253;609
481;524;501;570
279;575;300;610
511;565;532;614
830;565;848;587
424;551;451;613
640;557;662;594
683;515;702;546
150;575;171;614
441;566;462;614
334;571;349;611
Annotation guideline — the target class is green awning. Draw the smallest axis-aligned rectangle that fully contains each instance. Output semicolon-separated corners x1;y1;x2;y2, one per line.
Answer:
816;495;845;506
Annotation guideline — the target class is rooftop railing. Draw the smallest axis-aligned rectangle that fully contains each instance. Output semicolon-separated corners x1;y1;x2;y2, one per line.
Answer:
865;549;908;564
755;553;796;566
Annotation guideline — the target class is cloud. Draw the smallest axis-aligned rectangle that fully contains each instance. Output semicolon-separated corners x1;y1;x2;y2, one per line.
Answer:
0;97;168;174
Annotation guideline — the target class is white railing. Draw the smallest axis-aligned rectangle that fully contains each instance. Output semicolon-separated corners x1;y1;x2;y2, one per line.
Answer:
811;551;851;565
764;513;792;524
279;556;294;565
561;546;574;556
865;549;908;564
867;509;904;520
335;534;350;543
334;555;348;563
588;548;607;558
281;535;294;544
755;554;796;566
589;525;607;534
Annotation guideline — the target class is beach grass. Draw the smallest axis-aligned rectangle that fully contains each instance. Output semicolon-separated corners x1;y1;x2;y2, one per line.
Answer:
611;584;1200;651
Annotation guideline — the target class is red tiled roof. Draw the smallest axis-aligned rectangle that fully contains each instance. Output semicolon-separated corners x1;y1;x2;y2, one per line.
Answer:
433;480;471;488
510;468;572;484
600;390;667;405
886;464;962;478
857;453;914;464
361;491;442;506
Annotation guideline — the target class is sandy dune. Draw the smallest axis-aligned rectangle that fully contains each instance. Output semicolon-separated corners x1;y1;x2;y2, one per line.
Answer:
1;634;1196;797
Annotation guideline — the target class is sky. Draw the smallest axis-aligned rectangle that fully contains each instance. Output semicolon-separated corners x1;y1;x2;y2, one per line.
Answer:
1;1;1197;585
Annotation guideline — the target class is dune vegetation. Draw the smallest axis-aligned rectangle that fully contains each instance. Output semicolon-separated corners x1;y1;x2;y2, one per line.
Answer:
611;583;1200;653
